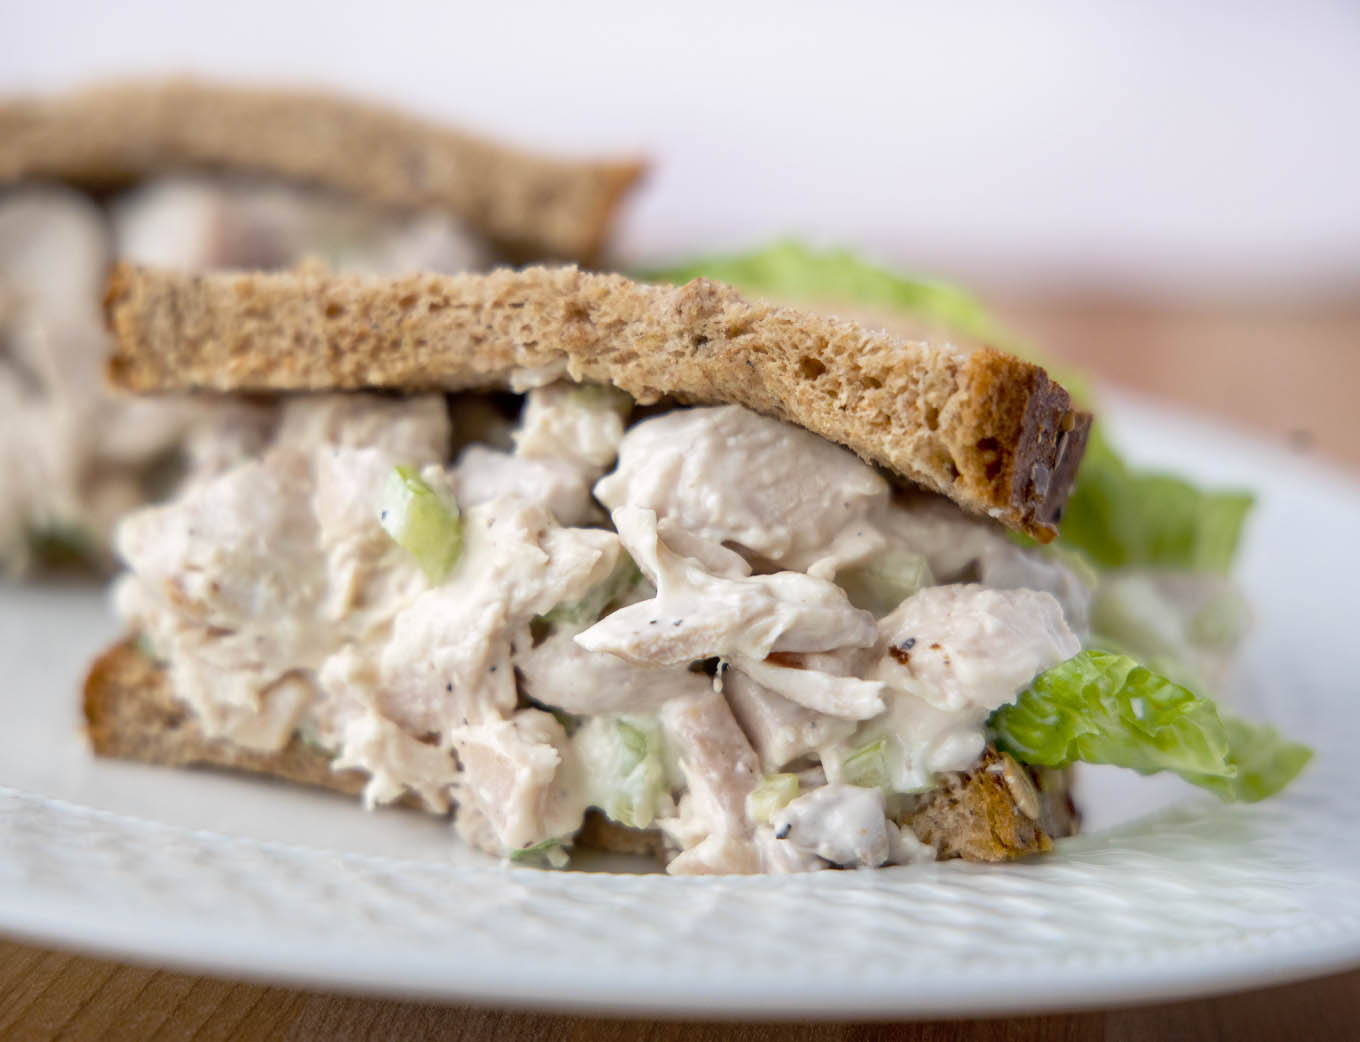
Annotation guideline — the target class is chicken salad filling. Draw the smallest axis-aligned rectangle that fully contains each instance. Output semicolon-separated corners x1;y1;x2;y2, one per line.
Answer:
115;386;1116;873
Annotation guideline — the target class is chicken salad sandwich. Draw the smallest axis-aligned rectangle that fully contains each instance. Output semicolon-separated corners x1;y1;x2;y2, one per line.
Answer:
84;257;1310;874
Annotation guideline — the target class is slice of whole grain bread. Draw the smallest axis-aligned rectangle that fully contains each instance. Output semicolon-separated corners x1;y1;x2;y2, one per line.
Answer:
0;79;644;264
83;639;370;797
83;640;1073;864
105;263;1090;540
901;748;1079;862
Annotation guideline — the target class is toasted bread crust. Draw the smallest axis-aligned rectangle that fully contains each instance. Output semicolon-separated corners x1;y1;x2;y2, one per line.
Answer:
575;810;669;862
902;748;1078;862
105;264;1090;539
0;79;645;264
83;639;369;796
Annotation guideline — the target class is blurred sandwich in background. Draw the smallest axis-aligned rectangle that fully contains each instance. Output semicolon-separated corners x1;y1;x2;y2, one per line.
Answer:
0;78;645;575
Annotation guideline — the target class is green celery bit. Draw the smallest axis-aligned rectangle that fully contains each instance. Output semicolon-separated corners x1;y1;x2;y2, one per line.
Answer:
509;837;564;865
377;465;462;583
842;738;893;792
577;714;670;830
540;552;641;628
991;650;1311;802
616;719;649;771
746;773;800;824
837;549;932;617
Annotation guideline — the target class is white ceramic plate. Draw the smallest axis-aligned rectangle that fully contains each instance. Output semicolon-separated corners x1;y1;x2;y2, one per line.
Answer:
2;393;1357;1018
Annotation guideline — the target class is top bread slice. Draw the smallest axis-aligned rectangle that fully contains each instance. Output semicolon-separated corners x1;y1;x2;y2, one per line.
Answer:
105;263;1090;539
0;79;645;264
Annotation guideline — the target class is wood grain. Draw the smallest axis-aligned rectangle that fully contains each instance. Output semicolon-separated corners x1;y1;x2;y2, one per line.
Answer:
1;940;1357;1042
993;290;1360;470
3;292;1358;1039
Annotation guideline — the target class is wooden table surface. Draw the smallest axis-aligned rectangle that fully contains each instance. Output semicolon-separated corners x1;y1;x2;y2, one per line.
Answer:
4;292;1358;1042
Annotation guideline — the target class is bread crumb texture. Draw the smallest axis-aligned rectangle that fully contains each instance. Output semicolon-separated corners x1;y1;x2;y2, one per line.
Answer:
106;263;1090;538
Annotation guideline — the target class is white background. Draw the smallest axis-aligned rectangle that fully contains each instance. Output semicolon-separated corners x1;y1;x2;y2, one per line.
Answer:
6;0;1360;293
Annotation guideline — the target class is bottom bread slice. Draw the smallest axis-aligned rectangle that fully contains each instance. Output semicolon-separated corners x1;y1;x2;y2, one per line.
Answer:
82;639;1077;865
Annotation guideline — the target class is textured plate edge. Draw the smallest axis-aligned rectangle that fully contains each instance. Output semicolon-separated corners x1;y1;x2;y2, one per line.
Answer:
3;785;1360;1019
3;900;1358;1020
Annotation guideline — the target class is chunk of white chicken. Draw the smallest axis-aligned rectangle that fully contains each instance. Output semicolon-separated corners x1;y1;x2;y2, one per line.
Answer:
815;584;1082;795
450;709;586;856
724;668;858;772
873;494;1093;634
727;652;887;721
871;584;1080;713
334;705;460;813
514;383;629;475
577;507;878;667
659;691;763;875
452;446;598;527
116;449;339;731
111;175;490;275
515;627;713;716
114;401;455;743
376;499;620;734
594;405;890;578
771;784;895;868
275;393;451;464
0;187;201;572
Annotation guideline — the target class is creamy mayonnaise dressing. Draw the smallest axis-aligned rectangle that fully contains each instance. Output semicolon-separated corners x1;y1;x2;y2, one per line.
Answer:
115;392;1089;872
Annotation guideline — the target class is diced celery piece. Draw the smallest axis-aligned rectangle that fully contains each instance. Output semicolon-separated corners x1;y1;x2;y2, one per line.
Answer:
745;773;800;824
575;714;669;829
842;738;893;791
616;719;649;771
540;552;641;627
377;465;462;583
837;550;933;617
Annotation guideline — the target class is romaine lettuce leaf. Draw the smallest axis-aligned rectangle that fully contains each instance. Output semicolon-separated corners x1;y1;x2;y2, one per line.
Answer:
1183;716;1315;803
1058;426;1254;574
990;650;1310;802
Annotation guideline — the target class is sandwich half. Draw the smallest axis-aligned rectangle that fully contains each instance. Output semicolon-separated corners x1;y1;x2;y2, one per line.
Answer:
86;262;1306;874
0;79;644;574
